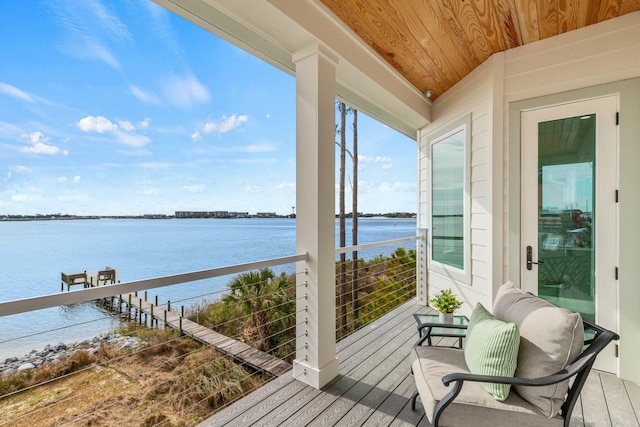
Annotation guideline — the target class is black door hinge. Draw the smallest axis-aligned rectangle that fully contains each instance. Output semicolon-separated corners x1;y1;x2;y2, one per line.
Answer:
616;189;619;203
616;112;620;125
615;267;619;280
615;344;619;358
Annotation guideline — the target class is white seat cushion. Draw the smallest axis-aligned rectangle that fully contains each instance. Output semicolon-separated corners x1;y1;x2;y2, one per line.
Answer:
411;346;563;426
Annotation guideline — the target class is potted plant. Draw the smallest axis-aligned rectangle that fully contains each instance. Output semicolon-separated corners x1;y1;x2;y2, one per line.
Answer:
429;288;463;324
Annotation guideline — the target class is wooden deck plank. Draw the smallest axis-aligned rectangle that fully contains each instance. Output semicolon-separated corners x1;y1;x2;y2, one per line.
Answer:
202;375;299;425
304;329;416;426
218;379;311;427
213;303;425;426
277;310;423;426
387;386;428;427
625;380;640;424
581;372;612;426
600;372;640;427
198;300;637;426
568;395;584;427
310;333;454;426
334;356;411;426
199;300;429;427
361;373;417;426
251;384;321;427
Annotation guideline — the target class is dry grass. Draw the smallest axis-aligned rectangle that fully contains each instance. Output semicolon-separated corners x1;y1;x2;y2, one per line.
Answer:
0;329;268;427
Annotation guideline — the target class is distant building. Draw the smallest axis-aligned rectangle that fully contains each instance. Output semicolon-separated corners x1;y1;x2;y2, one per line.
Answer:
230;212;249;218
175;211;249;218
256;212;277;218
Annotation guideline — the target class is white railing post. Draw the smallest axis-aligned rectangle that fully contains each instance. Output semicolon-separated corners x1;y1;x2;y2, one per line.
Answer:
292;41;340;389
417;228;428;306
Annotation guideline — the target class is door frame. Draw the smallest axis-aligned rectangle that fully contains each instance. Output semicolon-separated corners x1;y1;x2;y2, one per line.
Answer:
520;95;619;373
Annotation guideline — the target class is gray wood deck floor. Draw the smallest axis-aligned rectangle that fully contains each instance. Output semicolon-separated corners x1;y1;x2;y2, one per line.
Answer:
199;300;640;427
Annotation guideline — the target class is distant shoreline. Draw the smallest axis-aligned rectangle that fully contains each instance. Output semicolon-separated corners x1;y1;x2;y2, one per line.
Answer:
1;213;416;222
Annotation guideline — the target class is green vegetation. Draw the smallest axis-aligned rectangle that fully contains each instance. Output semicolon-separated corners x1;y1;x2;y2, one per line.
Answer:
428;288;463;313
1;248;416;425
194;247;417;357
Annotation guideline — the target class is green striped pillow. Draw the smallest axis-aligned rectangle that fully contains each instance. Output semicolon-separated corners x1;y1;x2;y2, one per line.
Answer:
464;303;520;401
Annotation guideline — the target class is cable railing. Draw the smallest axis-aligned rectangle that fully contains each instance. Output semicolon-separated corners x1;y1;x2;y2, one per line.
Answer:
0;254;306;426
0;235;420;426
334;236;420;341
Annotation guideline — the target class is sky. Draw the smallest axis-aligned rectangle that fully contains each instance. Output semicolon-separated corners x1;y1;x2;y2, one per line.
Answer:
0;0;416;216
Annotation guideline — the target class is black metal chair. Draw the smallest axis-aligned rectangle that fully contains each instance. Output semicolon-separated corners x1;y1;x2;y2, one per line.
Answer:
410;317;619;427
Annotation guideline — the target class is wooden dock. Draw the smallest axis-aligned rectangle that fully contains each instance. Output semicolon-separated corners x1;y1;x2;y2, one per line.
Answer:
61;267;116;291
116;292;292;378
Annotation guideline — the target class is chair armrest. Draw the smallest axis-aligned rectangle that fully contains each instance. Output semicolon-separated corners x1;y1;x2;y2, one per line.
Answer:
431;353;595;426
443;347;595;388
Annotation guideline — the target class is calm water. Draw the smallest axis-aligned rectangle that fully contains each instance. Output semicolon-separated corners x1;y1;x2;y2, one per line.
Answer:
0;217;415;359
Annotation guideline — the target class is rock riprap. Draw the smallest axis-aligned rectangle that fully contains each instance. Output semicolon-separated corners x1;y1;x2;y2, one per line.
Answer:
1;333;139;377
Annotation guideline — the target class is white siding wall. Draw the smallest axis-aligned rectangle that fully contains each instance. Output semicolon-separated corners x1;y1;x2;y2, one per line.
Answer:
502;11;640;383
418;10;640;382
504;12;640;104
418;55;503;317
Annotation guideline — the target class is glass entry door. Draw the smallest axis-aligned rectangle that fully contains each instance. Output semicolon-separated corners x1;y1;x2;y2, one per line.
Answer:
521;96;618;373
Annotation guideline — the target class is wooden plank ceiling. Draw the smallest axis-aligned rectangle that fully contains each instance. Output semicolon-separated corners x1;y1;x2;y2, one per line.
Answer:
320;0;640;100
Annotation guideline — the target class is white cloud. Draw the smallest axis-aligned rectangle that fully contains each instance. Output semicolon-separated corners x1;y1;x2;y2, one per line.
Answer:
136;162;174;169
58;176;67;183
57;194;88;203
77;116;118;133
77;116;150;147
73;176;82;183
276;182;295;190
21;131;66;155
191;131;202;142
131;86;161;105
12;194;42;202
359;155;392;164
28;131;48;144
143;186;160;196
115;131;150;147
244;143;276;153
0;83;33;102
138;117;151;128
162;74;210;109
13;166;31;174
22;143;62;155
0;121;23;138
50;0;128;70
358;154;393;170
118;120;135;131
183;185;206;193
200;114;248;136
244;185;262;193
377;181;415;192
83;38;121;70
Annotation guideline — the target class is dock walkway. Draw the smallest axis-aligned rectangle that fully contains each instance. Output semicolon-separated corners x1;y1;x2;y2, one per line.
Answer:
118;292;291;378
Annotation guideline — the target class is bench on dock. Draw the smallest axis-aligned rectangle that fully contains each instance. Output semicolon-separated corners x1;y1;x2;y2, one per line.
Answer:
61;271;88;291
97;267;116;286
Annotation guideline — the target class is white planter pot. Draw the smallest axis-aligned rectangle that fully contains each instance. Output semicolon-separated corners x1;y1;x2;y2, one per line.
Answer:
439;312;454;324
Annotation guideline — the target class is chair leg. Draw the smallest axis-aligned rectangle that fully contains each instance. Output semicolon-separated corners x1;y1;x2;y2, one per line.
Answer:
411;390;420;410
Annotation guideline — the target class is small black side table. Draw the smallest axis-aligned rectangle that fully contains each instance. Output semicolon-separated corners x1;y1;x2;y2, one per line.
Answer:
413;313;469;348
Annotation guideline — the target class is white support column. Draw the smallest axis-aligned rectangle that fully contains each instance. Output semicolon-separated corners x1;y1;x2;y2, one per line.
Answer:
292;42;340;389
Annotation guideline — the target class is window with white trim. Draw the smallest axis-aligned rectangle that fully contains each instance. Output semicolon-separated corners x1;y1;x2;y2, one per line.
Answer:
427;115;471;282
